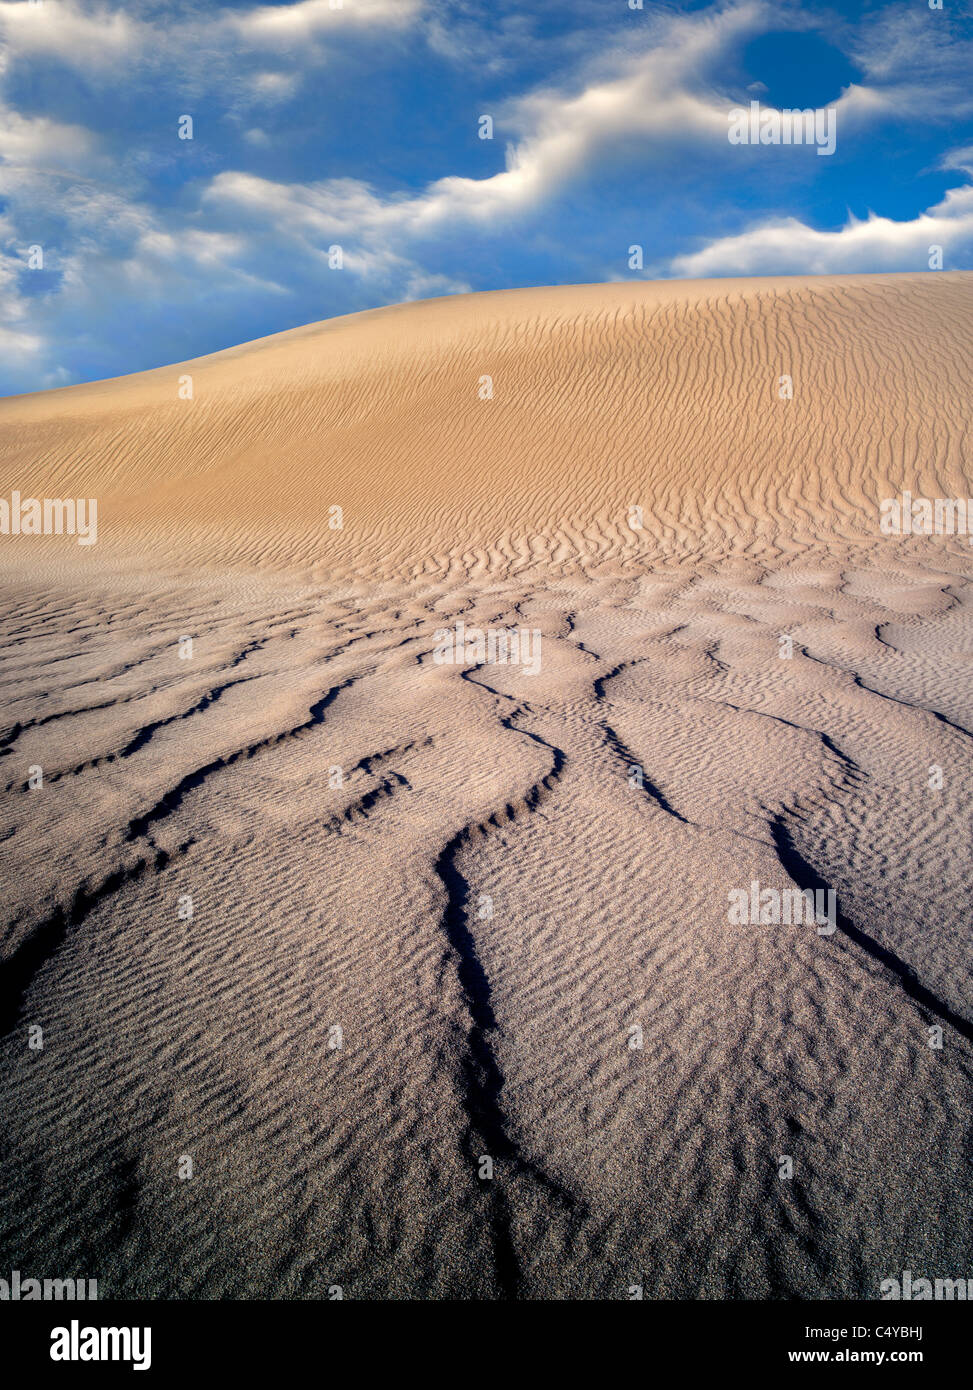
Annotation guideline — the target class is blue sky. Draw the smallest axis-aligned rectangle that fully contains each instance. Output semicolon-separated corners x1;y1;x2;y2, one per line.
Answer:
0;0;971;394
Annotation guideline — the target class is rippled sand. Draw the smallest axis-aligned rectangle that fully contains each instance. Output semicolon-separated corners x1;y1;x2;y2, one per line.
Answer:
1;274;971;1298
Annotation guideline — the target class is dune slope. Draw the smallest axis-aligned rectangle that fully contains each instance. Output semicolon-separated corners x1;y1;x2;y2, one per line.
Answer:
1;272;971;578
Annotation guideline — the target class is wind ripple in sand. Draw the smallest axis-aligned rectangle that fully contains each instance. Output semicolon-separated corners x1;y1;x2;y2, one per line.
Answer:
1;561;971;1298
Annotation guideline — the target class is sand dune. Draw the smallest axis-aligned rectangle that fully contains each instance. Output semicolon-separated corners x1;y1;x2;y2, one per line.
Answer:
1;272;971;579
1;274;972;1299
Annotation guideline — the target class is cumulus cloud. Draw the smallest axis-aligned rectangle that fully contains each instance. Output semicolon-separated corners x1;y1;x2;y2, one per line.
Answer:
670;180;973;277
422;1;778;225
201;0;914;242
204;2;787;240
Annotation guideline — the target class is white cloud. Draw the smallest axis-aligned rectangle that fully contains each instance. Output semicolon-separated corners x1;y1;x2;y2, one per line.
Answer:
0;104;95;166
941;146;973;175
204;3;785;240
201;171;469;297
0;220;46;366
0;0;424;79
433;1;768;224
251;71;300;103
849;7;973;117
233;0;423;42
203;1;912;241
670;180;973;277
0;1;140;67
0;322;43;355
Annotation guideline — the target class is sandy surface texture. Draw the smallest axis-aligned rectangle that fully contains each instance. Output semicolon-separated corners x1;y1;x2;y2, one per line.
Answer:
0;273;971;1299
